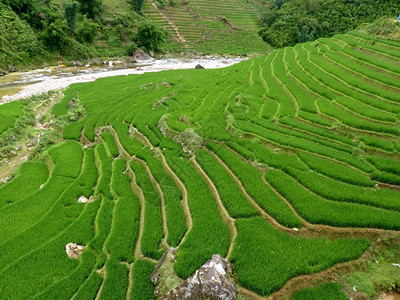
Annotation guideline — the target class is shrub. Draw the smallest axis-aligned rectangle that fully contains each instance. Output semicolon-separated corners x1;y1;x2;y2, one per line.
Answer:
76;17;99;44
135;21;169;53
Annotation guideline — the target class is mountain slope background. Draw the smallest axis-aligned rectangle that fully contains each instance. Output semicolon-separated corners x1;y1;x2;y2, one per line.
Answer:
1;0;400;70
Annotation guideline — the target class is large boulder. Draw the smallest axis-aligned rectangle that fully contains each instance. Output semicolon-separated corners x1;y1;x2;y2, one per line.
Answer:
162;254;236;300
133;49;154;63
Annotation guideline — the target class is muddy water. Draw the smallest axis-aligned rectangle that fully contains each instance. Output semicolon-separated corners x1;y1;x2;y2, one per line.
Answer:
379;292;400;300
0;57;244;103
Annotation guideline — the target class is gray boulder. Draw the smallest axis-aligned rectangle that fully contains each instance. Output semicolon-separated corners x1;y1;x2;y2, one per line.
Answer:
195;64;205;69
133;49;154;62
162;254;236;300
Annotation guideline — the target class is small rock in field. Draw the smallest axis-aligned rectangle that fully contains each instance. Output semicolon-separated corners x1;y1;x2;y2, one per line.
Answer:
65;243;85;259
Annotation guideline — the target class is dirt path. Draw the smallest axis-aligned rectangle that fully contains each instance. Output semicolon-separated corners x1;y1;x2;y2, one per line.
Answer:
148;0;187;44
240;287;268;300
126;263;133;300
191;156;237;260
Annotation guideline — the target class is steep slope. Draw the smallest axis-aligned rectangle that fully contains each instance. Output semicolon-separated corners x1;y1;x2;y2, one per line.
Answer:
142;0;270;54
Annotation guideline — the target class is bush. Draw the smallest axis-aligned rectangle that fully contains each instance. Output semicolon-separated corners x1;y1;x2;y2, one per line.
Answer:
63;1;80;32
129;0;145;12
125;41;137;56
40;19;68;51
76;17;99;44
135;21;169;53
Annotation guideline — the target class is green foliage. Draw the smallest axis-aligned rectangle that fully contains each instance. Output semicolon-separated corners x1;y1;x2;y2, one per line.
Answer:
208;142;303;228
63;1;80;32
125;41;138;56
40;19;68;51
259;0;400;47
0;3;44;69
137;149;186;247
76;16;99;44
129;0;144;12
77;0;102;18
135;21;169;53
105;195;140;262
4;30;400;299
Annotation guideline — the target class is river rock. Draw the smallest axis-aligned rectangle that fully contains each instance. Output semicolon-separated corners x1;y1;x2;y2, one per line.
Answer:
88;58;102;66
195;64;205;69
161;254;236;300
0;68;8;76
65;243;85;259
133;49;153;62
67;98;76;108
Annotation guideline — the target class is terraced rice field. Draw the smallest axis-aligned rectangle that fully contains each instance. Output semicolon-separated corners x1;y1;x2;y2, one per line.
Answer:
142;0;270;54
2;31;400;298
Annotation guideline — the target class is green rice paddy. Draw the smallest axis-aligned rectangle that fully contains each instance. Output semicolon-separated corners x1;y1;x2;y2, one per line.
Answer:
1;31;400;298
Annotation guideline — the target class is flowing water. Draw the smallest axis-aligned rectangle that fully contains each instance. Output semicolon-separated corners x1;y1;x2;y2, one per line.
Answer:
0;57;244;104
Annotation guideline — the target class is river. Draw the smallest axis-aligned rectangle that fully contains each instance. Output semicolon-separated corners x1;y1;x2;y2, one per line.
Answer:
0;57;244;104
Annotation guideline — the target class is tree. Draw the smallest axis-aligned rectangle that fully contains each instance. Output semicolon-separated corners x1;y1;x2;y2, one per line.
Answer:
296;17;321;43
77;0;101;18
76;16;99;43
135;21;168;53
63;1;80;32
39;19;67;51
129;0;144;12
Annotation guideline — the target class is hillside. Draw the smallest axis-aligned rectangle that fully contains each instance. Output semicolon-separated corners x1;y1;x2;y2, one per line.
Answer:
142;0;270;54
1;30;400;298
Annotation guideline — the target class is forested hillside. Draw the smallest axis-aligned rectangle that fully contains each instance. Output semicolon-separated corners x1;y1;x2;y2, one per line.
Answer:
1;0;400;71
259;0;400;47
